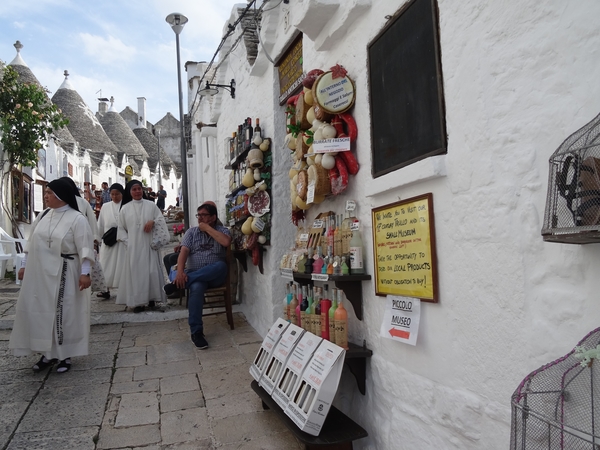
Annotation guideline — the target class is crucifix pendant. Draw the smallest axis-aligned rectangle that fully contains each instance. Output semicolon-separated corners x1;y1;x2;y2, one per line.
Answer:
47;237;52;248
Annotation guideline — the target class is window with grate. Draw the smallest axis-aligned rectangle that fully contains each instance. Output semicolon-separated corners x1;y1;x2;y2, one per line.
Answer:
368;0;447;178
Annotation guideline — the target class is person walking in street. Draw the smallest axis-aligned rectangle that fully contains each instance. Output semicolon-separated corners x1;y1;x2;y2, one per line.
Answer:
101;182;111;205
116;180;168;313
60;177;109;298
97;183;126;296
89;183;97;211
163;202;230;349
9;178;94;373
156;185;167;212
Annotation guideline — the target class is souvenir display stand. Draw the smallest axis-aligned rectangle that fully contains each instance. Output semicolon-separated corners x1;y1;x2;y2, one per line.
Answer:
225;118;271;274
250;320;368;448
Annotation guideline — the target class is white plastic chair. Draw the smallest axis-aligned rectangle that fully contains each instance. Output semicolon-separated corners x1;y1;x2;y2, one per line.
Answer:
0;227;27;284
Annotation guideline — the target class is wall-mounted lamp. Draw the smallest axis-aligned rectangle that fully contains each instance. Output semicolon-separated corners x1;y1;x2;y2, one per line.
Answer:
199;79;236;99
196;122;218;129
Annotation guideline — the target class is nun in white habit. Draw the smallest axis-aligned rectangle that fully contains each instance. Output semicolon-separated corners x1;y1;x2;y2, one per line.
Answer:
116;179;167;312
9;178;95;373
97;183;126;291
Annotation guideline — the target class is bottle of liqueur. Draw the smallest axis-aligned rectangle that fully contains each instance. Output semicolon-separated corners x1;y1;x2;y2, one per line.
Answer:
237;124;243;158
326;216;335;254
341;256;350;275
333;255;341;276
254;118;262;140
334;214;342;257
300;285;308;330
230;132;236;162
334;291;349;350
313;287;322;337
289;284;298;326
326;251;334;275
321;284;331;340
305;248;314;274
341;210;352;258
245;117;253;152
283;282;290;322
349;220;365;274
312;247;324;274
306;286;314;333
329;288;338;343
296;284;303;328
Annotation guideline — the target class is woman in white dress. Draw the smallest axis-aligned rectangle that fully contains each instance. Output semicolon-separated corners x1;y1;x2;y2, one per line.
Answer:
97;183;125;294
60;177;109;298
9;178;94;373
116;180;167;312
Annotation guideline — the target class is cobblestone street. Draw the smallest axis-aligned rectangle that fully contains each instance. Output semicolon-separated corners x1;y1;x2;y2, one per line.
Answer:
0;277;303;449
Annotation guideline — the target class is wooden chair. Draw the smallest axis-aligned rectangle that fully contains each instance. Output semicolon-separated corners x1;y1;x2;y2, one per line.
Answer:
179;248;235;330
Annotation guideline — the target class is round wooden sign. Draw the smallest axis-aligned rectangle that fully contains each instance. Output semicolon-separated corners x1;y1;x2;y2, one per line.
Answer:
311;71;356;114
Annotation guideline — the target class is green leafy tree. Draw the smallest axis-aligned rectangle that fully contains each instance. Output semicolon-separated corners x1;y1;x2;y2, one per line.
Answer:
0;60;69;238
0;61;69;167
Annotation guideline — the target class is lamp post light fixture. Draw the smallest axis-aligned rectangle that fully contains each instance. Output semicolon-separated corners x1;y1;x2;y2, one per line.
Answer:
198;79;236;99
165;12;190;230
154;125;162;189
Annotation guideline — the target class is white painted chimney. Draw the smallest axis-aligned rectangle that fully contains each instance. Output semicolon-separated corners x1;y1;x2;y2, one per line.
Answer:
137;97;147;128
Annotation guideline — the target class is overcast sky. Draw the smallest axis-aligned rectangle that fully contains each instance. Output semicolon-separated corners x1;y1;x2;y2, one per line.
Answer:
0;0;242;124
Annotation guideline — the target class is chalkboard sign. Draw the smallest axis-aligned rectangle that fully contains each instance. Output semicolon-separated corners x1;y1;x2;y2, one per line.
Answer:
372;194;438;302
368;0;446;177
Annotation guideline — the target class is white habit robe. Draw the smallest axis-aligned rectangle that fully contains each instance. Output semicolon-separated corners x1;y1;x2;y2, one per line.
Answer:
116;199;166;307
77;196;98;240
76;195;107;292
9;205;95;360
97;200;125;288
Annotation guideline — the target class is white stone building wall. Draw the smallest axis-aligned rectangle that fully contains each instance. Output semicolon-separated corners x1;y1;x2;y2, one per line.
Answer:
190;1;600;448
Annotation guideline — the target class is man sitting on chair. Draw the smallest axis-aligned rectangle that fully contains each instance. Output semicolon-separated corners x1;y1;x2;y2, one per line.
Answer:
163;203;231;349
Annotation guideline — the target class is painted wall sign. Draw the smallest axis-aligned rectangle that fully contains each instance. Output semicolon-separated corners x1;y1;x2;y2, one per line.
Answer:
277;35;304;105
372;193;438;302
312;71;356;114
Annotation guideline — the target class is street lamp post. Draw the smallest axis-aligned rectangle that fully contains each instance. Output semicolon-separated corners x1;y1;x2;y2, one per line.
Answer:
166;12;190;230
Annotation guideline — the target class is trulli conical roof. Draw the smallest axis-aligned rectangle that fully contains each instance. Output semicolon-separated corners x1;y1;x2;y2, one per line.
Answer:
8;41;42;86
51;71;119;166
8;41;77;154
98;98;149;168
132;127;174;174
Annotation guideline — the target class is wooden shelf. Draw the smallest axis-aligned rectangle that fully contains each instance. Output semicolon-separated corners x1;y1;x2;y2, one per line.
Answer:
345;341;373;395
285;273;371;321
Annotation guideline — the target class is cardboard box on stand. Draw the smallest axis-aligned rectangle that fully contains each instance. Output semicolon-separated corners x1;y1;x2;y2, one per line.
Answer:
285;339;346;436
260;323;305;394
250;318;289;382
272;331;323;410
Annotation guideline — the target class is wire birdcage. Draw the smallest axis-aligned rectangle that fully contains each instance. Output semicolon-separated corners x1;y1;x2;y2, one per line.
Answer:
542;113;600;244
510;327;600;449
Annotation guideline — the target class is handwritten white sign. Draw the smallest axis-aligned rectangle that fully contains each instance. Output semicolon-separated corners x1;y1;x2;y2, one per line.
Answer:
380;296;421;346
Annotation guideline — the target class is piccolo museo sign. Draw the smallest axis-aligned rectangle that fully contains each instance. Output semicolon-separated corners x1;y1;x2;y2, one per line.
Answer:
372;193;439;302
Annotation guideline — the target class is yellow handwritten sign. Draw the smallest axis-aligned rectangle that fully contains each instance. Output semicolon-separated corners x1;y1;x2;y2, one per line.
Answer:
372;194;438;302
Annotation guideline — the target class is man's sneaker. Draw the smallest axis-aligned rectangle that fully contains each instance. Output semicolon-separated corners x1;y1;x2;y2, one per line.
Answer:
192;333;208;349
163;283;177;296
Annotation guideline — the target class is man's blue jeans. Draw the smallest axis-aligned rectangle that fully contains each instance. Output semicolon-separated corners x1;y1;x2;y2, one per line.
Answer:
172;261;227;336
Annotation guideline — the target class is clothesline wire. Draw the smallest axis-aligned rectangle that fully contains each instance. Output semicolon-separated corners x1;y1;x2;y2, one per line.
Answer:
186;0;257;120
187;0;277;121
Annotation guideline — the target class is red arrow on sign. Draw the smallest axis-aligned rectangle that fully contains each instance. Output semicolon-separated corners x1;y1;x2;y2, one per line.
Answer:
389;328;410;339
